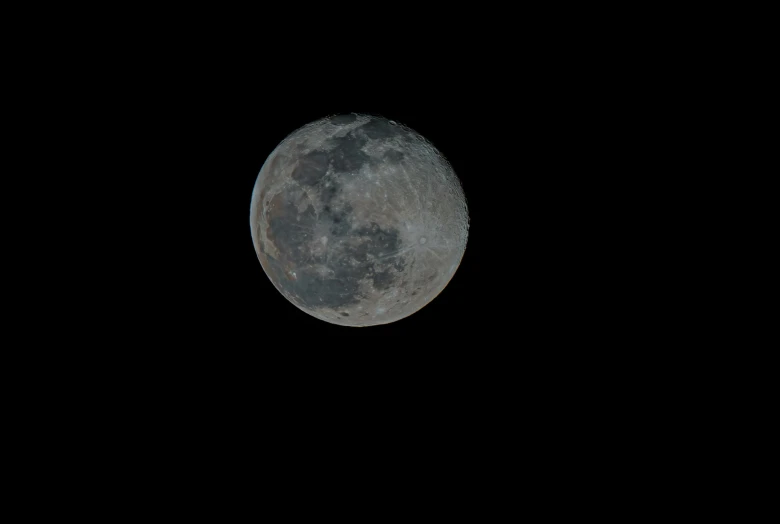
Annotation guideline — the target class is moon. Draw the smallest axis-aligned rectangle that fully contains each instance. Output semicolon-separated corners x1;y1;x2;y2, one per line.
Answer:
250;114;468;326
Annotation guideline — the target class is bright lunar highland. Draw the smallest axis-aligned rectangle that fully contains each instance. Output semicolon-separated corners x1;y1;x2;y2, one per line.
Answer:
250;114;468;326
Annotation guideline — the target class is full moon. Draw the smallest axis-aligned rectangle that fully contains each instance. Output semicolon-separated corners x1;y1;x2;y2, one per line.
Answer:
250;114;468;326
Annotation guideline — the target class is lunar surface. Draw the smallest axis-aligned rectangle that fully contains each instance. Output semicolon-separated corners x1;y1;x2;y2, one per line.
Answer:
249;114;468;326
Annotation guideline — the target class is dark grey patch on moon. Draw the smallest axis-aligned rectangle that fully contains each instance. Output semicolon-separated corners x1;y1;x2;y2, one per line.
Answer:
288;270;361;309
359;118;405;140
325;203;353;236
321;183;340;206
291;151;329;187
352;222;402;260
383;149;404;163
371;269;395;290
267;189;318;263
265;186;406;310
330;134;370;173
329;114;357;125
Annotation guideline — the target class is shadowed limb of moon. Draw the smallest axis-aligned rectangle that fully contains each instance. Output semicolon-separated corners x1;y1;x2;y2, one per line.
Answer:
250;114;469;326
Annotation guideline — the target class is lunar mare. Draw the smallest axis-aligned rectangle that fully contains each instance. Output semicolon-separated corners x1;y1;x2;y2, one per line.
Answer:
250;114;468;326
